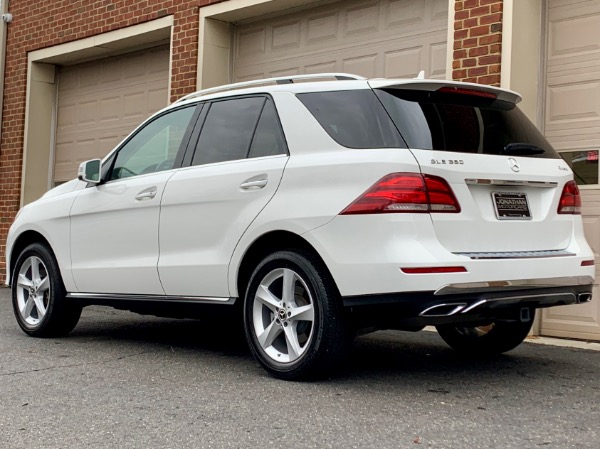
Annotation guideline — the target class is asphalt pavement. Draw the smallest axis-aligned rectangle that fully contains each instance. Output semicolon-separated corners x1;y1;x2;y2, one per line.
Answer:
1;287;598;449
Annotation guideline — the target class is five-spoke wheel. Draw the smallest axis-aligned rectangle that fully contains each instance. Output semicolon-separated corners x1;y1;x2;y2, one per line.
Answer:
15;255;51;326
244;250;350;380
12;243;82;337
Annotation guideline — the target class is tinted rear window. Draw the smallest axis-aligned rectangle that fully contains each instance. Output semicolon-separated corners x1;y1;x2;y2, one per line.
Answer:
297;90;406;149
375;88;559;159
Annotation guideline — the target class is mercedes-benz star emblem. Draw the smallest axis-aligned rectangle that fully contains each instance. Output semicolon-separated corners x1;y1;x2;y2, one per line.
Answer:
508;158;520;172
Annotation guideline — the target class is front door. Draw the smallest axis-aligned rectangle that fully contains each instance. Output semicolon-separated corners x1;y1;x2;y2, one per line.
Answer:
70;105;198;294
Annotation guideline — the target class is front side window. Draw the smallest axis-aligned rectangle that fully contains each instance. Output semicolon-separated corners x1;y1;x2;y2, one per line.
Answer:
110;106;195;181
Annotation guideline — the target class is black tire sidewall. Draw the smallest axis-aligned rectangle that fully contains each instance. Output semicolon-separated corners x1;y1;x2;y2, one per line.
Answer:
243;250;343;379
11;243;78;337
436;314;535;355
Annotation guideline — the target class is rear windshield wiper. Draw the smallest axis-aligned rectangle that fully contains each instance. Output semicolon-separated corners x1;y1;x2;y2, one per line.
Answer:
503;143;545;155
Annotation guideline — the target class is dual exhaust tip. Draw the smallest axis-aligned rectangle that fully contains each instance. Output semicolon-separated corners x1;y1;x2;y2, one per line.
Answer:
419;292;593;317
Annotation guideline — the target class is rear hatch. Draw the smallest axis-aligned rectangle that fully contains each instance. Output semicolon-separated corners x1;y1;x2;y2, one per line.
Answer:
372;81;575;254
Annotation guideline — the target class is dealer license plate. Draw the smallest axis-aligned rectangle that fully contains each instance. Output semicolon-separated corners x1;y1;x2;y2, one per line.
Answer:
492;192;531;220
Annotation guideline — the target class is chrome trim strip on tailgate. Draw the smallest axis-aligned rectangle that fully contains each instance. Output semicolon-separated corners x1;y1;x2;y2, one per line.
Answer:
454;250;575;259
465;179;558;188
434;276;594;296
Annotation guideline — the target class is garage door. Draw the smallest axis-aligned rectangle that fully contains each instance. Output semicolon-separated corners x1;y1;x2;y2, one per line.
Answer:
233;0;448;82
541;0;600;340
54;46;170;183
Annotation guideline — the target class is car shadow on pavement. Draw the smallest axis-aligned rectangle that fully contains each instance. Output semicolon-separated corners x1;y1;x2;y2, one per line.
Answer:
63;307;588;385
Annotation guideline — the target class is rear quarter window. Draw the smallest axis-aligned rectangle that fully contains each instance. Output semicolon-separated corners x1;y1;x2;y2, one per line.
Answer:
297;90;406;149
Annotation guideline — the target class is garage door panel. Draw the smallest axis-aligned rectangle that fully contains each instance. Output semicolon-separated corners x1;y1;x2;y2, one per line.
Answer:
234;0;447;82
386;0;426;28
542;0;600;340
272;20;302;50
55;46;169;183
548;15;600;58
345;2;380;36
306;11;339;43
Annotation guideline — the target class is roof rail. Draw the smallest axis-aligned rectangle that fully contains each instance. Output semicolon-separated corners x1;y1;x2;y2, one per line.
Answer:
174;73;366;104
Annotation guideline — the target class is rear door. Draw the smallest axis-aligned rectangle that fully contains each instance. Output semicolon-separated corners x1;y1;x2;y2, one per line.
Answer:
374;86;574;254
158;95;288;298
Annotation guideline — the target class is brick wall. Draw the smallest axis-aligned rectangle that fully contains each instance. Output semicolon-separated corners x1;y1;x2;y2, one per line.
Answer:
452;0;503;86
0;0;228;278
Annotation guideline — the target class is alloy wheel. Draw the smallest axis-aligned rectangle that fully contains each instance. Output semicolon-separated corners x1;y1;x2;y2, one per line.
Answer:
252;267;315;363
15;256;51;326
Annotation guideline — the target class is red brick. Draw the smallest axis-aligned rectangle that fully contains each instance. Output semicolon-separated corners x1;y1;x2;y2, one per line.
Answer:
479;54;501;65
470;25;490;37
468;46;489;57
480;12;502;25
468;66;488;77
462;58;477;68
478;74;501;86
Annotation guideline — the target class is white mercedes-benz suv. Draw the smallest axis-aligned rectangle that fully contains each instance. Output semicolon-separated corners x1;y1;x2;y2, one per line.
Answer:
6;73;595;380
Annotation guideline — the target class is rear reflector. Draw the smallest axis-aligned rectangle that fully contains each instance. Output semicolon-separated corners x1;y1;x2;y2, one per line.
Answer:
401;266;468;274
340;173;460;215
437;86;497;99
557;181;582;215
581;260;595;267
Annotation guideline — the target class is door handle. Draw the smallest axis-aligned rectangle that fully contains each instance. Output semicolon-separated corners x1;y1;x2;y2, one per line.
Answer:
240;178;268;190
135;188;157;201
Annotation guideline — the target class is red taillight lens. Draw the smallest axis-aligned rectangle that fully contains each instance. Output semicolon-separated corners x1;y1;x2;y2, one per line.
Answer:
340;173;460;215
557;181;582;215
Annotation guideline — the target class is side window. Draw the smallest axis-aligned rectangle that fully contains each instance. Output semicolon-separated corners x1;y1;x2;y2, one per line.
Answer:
192;97;265;166
110;106;195;181
297;90;406;149
248;99;287;158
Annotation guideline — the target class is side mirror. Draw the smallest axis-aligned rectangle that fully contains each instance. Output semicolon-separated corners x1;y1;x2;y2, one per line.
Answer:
78;159;102;184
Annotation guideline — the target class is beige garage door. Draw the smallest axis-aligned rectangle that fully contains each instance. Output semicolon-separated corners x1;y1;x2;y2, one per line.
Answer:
233;0;448;82
542;0;600;340
54;46;170;183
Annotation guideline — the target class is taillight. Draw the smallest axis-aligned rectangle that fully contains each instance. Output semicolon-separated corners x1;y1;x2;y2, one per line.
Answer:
557;181;581;215
340;173;460;215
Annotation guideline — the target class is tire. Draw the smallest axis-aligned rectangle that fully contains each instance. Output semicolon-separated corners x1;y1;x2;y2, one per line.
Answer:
12;243;82;337
243;250;350;380
436;311;535;356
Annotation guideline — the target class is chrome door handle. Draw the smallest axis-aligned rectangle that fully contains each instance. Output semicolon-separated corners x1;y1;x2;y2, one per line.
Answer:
135;188;157;201
240;178;268;190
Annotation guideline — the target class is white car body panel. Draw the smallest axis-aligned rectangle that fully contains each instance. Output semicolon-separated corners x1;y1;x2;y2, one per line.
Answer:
158;155;287;297
412;150;576;252
70;170;175;294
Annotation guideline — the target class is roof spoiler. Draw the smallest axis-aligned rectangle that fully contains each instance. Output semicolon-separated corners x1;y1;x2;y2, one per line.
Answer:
368;79;522;104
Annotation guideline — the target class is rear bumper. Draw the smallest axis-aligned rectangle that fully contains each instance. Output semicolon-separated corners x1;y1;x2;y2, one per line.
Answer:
343;277;593;328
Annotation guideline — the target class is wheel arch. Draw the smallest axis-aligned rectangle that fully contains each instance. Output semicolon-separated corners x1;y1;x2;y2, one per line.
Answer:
9;230;55;286
235;230;336;300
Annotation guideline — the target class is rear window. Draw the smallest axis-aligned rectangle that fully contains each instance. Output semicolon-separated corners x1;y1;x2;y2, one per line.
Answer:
375;88;559;159
296;90;406;149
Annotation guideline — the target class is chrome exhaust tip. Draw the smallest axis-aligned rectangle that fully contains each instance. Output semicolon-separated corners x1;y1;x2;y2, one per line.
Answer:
577;293;592;303
419;303;467;317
